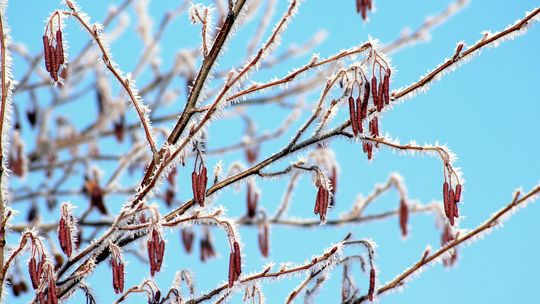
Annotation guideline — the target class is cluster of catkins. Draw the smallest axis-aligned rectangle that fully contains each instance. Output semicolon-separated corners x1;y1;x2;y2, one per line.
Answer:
42;14;66;82
443;181;462;226
356;0;374;21
192;153;208;207
314;176;331;222
228;241;242;287
147;227;166;277
110;246;125;294
346;57;391;160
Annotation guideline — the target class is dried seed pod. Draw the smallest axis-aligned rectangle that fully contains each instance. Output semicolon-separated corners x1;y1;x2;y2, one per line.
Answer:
399;198;409;237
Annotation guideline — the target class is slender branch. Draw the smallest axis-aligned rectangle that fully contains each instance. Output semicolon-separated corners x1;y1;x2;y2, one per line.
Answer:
351;185;540;303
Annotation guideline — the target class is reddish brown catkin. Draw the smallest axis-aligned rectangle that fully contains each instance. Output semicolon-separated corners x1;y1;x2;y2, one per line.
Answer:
258;223;269;257
228;252;235;287
355;96;363;134
191;171;199;205
455;184;462;202
198;166;208;206
56;29;64;65
43;35;52;73
371;76;378;108
368;268;376;301
443;181;450;219
383;73;390;105
233;241;242;277
399;198;409;237
348;96;358;136
377;81;384;111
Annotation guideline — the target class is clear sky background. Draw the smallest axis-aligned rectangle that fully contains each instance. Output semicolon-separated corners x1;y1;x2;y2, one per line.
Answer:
4;0;540;303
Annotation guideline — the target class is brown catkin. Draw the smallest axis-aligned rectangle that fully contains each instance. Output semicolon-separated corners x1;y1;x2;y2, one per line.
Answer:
43;35;52;73
383;74;390;105
362;81;370;119
443;181;450;218
355;96;363;134
377;81;384;112
56;30;64;65
228;252;235;287
368;268;376;301
455;184;462;202
348;96;358;136
371;76;378;108
191;171;199;205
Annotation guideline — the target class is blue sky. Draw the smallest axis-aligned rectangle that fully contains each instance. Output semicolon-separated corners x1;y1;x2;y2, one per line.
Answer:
4;0;540;303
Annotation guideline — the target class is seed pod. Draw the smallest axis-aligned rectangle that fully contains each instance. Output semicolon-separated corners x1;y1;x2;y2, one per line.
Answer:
348;96;358;136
